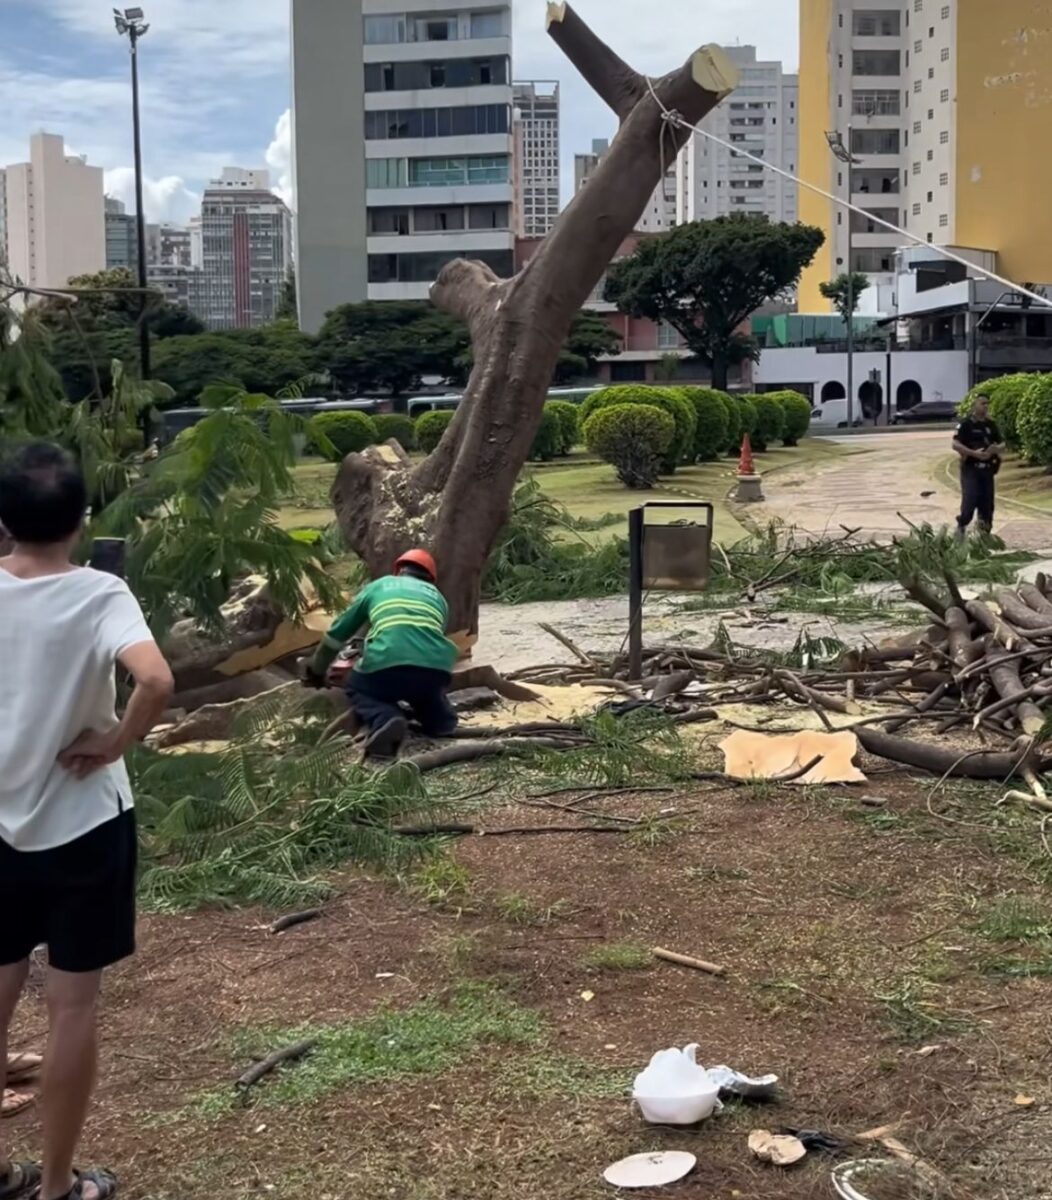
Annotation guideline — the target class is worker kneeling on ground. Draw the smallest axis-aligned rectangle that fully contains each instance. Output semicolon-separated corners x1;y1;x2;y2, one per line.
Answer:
303;549;458;757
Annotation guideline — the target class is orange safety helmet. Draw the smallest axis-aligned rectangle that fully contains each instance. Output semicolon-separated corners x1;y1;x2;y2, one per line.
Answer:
394;548;438;583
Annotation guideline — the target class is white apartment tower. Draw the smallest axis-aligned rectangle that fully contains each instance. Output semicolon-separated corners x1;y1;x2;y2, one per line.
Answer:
0;133;105;293
291;0;515;330
575;139;675;234
513;81;560;237
677;46;798;224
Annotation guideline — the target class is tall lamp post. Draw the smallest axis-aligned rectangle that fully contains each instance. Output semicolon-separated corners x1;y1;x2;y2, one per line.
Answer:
114;6;151;381
825;127;861;428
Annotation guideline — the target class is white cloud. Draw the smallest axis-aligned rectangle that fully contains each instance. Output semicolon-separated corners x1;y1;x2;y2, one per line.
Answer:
266;110;294;210
103;167;200;223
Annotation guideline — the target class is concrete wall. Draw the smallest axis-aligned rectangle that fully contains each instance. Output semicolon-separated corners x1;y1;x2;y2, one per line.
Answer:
754;345;969;411
797;0;837;312
291;0;368;333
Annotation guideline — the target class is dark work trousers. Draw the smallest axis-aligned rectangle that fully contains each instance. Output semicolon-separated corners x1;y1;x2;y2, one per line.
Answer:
347;666;458;736
958;466;996;532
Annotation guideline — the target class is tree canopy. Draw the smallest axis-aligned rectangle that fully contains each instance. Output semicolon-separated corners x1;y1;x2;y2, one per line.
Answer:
820;272;870;326
604;215;825;389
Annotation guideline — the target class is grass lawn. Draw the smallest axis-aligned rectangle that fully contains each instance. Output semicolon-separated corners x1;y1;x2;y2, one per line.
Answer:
277;438;850;546
935;452;1052;514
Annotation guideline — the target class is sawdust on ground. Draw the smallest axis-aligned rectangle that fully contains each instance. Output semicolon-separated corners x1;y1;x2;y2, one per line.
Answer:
459;681;621;728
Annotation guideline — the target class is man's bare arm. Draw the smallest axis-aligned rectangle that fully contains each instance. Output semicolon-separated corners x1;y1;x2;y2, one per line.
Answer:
953;438;983;460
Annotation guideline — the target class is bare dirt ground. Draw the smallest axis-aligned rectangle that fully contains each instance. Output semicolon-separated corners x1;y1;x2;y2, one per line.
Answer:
6;753;1052;1200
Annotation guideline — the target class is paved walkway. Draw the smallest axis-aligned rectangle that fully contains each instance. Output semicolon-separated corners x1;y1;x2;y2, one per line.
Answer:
762;431;1050;550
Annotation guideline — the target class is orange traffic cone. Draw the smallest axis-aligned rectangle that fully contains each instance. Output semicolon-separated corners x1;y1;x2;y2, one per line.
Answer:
738;433;756;476
734;433;764;502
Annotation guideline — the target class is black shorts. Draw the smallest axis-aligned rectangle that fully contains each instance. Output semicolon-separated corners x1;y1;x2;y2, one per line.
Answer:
0;810;137;974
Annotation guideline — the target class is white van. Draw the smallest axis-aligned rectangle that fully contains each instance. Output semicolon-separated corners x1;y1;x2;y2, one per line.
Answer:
810;399;864;430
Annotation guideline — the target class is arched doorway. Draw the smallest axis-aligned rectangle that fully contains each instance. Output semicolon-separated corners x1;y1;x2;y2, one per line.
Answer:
859;380;883;420
821;380;846;403
896;380;923;411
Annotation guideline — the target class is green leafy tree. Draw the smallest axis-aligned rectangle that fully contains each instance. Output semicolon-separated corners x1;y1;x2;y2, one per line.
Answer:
276;271;298;321
317;302;470;398
583;404;674;489
1017;375;1052;466
604;215;825;389
553;310;622;383
819;272;870;326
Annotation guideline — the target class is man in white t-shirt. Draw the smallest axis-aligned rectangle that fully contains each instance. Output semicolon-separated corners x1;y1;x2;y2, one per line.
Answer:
0;444;173;1200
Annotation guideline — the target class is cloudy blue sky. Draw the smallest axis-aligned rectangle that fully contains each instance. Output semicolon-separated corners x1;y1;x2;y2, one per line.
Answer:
0;0;799;223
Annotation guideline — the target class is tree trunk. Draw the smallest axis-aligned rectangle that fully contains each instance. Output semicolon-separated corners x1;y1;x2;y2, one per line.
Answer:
332;3;738;638
711;355;729;391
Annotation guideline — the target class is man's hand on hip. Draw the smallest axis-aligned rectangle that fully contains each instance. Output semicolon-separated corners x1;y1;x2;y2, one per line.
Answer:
59;729;124;779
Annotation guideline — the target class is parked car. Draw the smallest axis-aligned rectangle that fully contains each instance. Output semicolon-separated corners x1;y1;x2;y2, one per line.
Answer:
809;399;864;430
891;401;960;425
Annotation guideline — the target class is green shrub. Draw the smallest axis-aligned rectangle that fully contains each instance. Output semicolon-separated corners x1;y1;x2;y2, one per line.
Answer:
680;387;731;461
373;413;417;452
530;405;562;462
308;411;378;461
1017;375;1052;466
721;393;743;454
415;409;455;455
735;394;758;451
580;386;695;474
583;403;675;489
769;390;812;446
960;374;1038;451
742;393;785;452
545;400;580;456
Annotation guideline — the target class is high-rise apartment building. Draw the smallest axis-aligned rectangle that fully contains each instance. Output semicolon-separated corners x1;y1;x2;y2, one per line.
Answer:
677;46;798;224
291;0;515;331
0;133;105;292
146;223;193;269
197;167;292;330
513;81;560;237
105;197;138;273
799;0;1052;312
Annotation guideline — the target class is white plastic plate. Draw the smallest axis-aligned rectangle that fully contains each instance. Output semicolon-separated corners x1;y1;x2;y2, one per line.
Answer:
603;1151;698;1189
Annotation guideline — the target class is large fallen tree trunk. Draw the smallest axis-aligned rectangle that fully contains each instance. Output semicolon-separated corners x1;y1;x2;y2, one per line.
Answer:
332;3;738;637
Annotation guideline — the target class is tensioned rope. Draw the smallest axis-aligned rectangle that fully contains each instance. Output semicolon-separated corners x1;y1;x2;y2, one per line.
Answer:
644;75;1052;310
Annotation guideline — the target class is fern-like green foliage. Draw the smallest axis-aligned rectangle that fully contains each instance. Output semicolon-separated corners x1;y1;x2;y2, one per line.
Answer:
132;692;450;911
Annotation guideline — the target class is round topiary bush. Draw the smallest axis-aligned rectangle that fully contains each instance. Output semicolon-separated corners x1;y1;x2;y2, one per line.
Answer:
308;410;378;461
720;392;743;454
742;393;785;452
960;374;1037;451
415;409;455;455
530;405;562;462
545;400;580;456
769;390;812;446
583;403;675;489
580;385;695;474
680;387;731;462
373;413;417;453
1017;375;1052;467
733;394;758;453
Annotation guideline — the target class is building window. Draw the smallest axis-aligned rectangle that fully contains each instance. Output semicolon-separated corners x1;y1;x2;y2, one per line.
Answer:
365;104;510;140
368;248;513;285
851;127;901;155
657;322;680;350
942;4;950;15
927;190;933;201
364;14;406;44
941;47;950;61
913;120;922;134
914;79;922;93
914;39;922;53
939;171;949;185
853;89;900;115
939;213;949;227
912;202;921;215
929;67;935;78
928;108;934;119
927;149;934;160
853;9;901;36
406;154;510;187
853;50;901;76
412;205;466;232
912;161;921;175
416;17;458;41
366;157;408;189
915;0;923;10
470;11;507;38
940;130;949;144
368;207;411;234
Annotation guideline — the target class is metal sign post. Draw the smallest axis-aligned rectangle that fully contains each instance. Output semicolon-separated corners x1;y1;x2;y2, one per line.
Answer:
627;503;714;681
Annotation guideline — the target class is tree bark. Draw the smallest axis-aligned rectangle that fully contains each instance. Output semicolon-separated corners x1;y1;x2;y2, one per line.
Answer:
711;355;729;392
332;6;738;636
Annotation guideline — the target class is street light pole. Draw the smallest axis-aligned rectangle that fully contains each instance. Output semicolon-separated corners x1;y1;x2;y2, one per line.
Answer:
114;7;151;381
846;122;854;428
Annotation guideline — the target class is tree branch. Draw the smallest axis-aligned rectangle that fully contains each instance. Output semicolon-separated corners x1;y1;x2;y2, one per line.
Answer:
545;2;645;120
429;259;503;336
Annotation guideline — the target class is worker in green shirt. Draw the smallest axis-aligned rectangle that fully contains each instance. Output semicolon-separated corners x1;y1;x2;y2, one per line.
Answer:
303;549;459;758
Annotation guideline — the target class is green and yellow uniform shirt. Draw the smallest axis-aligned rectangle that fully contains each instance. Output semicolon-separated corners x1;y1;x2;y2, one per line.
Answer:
310;575;458;677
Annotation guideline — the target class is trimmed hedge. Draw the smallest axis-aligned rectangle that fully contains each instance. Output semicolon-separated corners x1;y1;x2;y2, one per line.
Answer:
734;394;759;452
721;393;743;454
742;393;785;452
545;400;580;456
680;386;732;462
308;411;378;461
530;405;562;462
373;413;417;453
769;390;812;446
960;374;1038;452
580;385;695;474
1017;375;1052;466
583;403;675;489
415;409;455;454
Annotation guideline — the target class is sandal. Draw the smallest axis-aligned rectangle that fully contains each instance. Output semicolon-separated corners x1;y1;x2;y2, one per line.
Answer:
38;1169;118;1200
1;1090;34;1119
5;1055;42;1086
0;1162;41;1200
